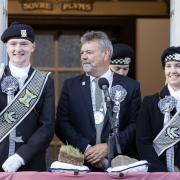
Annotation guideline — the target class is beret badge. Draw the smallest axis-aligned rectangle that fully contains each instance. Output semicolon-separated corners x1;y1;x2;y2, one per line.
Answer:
21;30;28;38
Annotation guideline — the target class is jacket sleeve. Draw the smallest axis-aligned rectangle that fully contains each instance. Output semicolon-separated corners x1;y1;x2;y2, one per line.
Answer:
136;96;168;172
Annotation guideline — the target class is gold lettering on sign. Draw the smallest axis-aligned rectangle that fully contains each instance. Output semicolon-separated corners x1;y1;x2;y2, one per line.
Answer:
61;3;92;11
22;2;53;10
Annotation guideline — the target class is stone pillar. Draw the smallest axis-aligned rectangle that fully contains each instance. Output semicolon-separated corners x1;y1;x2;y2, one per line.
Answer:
170;0;180;46
0;0;8;65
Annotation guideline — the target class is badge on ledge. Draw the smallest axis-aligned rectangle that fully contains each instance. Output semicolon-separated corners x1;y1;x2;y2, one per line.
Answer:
94;111;104;124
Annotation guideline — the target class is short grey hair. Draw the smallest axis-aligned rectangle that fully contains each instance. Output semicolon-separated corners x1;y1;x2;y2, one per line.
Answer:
80;31;113;59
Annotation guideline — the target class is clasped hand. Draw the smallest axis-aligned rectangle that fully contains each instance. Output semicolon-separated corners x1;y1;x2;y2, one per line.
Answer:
84;143;108;166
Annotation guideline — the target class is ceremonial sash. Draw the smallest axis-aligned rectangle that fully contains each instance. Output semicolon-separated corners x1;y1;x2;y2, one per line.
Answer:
0;70;50;143
153;111;180;156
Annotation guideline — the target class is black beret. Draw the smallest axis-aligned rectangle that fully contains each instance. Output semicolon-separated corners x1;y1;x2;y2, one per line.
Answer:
111;43;133;65
161;46;180;69
1;22;35;43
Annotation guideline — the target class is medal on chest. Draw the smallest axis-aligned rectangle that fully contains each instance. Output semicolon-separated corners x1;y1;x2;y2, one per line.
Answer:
94;108;104;124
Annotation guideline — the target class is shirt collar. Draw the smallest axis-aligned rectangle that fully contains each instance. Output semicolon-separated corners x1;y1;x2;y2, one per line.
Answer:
9;61;30;78
168;84;180;99
89;68;113;82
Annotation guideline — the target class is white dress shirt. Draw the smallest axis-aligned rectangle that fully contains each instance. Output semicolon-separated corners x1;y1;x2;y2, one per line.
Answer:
9;62;30;89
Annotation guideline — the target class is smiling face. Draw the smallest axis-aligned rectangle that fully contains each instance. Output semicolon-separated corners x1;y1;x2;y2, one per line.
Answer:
165;61;180;90
80;40;109;77
6;38;35;68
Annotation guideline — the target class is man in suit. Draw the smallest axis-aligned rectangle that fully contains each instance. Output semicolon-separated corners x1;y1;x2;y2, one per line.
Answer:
55;31;141;170
0;22;55;172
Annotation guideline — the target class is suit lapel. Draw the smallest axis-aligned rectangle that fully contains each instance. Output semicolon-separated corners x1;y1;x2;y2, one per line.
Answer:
80;75;94;124
4;66;11;76
159;86;170;98
111;72;123;87
25;66;34;83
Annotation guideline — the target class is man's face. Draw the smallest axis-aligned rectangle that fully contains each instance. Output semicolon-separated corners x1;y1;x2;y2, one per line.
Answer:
110;64;129;76
165;61;180;90
80;40;109;77
6;38;35;67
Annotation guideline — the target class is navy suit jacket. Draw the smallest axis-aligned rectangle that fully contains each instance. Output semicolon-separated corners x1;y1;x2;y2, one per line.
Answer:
56;73;141;158
136;86;180;172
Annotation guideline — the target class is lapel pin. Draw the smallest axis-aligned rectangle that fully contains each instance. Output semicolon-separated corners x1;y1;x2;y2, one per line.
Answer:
82;81;86;86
